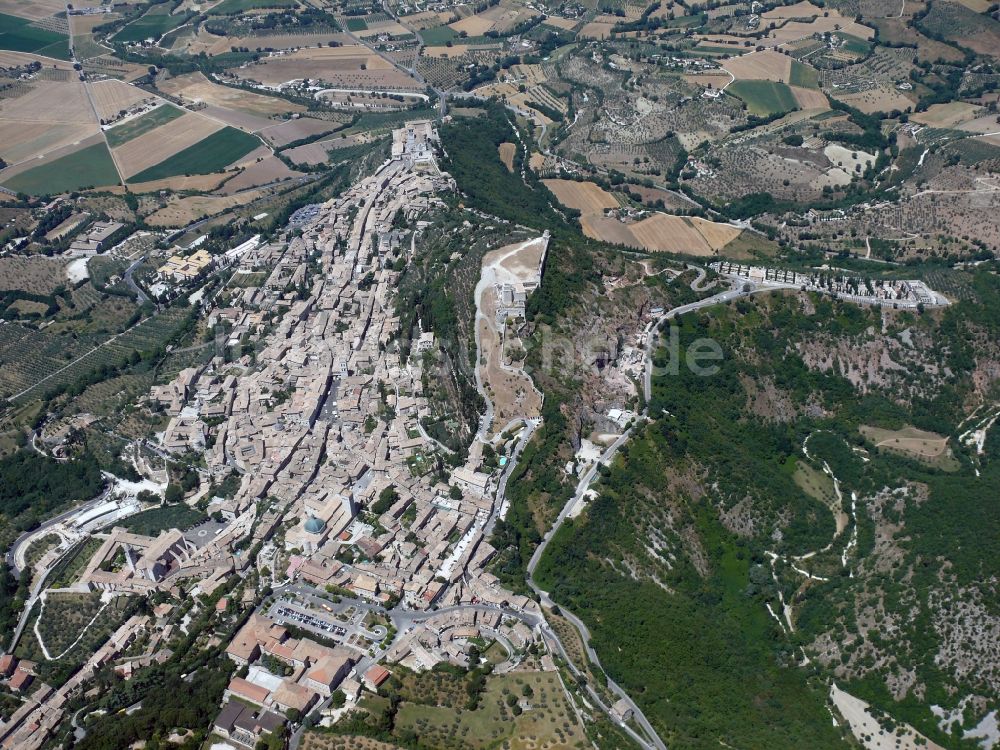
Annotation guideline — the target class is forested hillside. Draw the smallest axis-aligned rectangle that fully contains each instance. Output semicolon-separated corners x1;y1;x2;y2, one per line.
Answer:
534;275;1000;748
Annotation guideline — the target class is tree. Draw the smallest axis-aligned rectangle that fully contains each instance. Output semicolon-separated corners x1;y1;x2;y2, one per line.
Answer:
164;483;184;504
372;485;399;515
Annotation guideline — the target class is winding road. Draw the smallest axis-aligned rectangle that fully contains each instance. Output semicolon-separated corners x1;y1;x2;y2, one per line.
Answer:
518;270;782;750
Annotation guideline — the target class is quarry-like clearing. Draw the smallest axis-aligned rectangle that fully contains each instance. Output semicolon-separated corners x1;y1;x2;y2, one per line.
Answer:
474;237;547;436
498;142;516;172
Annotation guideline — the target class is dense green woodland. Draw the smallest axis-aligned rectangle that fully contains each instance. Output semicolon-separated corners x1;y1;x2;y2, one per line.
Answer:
0;450;104;526
534;275;1000;749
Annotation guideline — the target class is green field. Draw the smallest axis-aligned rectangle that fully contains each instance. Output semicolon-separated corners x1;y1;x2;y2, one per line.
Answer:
207;0;297;15
836;32;872;56
0;12;70;59
789;59;820;89
130;126;261;182
111;5;193;43
729;80;799;116
114;505;207;535
2;142;120;195
420;24;458;44
345;16;367;31
105;104;185;147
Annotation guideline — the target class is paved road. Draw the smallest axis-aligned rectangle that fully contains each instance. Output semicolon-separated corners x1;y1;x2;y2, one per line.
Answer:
526;423;638;575
484;418;538;539
641;280;787;402
519;271;791;750
522;416;664;750
340;19;447;117
123;256;150;305
6;482;111;576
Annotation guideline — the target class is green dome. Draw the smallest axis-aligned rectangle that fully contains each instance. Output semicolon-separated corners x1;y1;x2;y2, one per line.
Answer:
304;515;325;534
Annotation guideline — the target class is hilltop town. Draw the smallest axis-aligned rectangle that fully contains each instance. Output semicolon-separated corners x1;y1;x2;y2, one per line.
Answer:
1;0;1000;744
0;121;582;749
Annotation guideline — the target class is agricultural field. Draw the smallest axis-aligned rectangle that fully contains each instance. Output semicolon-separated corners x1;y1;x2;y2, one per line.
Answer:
114;111;223;179
301;736;407;750
723;50;792;83
788;60;819;89
0;257;70;294
208;0;297;14
89;79;155;122
2;141;120;194
2;304;193;404
216;155;302;193
498;141;515;171
329;670;589;750
728;80;799;116
919;0;1000;56
0;78;100;164
128;126;261;182
104;103;186;147
282;132;377;165
837;86;914;114
111;5;193;43
258;116;344;147
35;592;107;657
155;71;305;116
541;179;619;213
143;184;273;225
46;537;103;589
18;592;133;685
0;0;67;21
859;424;960;470
230;44;397;86
0;12;69;58
580;212;743;256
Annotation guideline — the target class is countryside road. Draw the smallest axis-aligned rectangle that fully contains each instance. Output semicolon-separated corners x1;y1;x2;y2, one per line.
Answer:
522;270;781;750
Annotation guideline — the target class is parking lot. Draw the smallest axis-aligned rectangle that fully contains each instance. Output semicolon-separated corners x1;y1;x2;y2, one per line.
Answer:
273;604;348;637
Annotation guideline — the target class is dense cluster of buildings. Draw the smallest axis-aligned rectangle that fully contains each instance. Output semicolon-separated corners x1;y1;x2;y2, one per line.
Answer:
216;613;358;741
0;614;157;749
0;121;550;750
141;122;536;617
710;261;949;308
156;248;215;283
